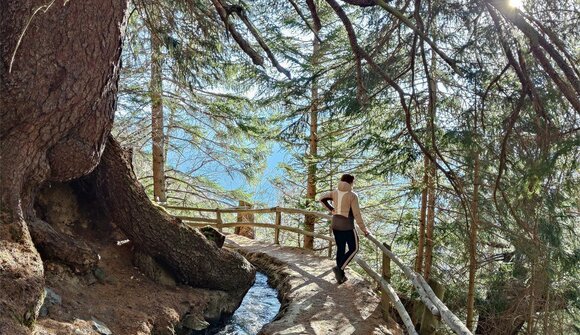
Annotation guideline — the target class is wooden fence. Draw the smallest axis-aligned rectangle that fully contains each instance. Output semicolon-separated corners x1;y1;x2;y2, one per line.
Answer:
163;205;472;335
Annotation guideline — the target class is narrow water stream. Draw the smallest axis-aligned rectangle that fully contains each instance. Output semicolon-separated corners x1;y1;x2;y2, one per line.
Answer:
206;272;280;335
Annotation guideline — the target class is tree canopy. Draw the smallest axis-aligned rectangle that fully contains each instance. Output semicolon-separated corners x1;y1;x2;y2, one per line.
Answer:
108;0;580;332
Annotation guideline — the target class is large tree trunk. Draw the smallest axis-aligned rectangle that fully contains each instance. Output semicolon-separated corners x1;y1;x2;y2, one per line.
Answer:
1;1;128;332
150;26;167;203
423;51;437;282
414;155;429;274
303;17;321;250
0;1;254;333
466;99;481;330
466;151;480;330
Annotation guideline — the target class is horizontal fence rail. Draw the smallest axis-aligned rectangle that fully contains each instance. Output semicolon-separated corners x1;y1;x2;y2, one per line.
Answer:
164;205;333;218
186;222;334;243
162;204;472;335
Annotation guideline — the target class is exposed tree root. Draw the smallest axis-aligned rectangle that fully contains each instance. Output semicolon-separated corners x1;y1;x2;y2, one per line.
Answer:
0;217;44;335
80;136;256;294
28;219;98;274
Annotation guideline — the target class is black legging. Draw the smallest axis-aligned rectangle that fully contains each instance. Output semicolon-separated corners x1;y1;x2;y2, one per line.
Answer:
333;229;359;270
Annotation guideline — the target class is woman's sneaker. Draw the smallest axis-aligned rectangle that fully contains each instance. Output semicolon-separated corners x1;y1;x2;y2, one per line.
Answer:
332;266;344;283
339;270;348;284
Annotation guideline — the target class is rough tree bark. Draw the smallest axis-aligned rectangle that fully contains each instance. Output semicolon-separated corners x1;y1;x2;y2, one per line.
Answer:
423;127;436;281
304;12;321;250
0;1;254;333
150;26;167;203
466;102;481;330
414;155;429;274
423;51;438;282
84;137;254;291
1;1;128;332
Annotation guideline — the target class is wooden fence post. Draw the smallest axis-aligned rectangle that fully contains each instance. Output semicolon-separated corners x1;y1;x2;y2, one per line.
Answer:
419;279;446;335
355;256;419;335
236;200;255;239
216;209;222;232
381;243;392;320
274;208;281;245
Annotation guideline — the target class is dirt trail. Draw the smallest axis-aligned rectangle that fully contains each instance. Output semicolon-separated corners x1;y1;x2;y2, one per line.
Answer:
226;235;402;335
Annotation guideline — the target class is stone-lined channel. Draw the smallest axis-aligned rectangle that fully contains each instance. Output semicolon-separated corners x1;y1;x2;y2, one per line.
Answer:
205;272;280;335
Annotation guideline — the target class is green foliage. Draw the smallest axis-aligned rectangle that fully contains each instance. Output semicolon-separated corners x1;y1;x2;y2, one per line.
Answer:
115;0;278;206
114;0;579;331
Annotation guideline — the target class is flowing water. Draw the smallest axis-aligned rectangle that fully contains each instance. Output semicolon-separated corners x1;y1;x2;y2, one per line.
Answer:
206;272;281;335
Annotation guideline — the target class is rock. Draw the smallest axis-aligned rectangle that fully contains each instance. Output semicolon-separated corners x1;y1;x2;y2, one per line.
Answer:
133;250;177;286
153;327;175;335
180;313;210;331
152;307;180;335
39;305;49;317
105;275;118;285
45;287;62;305
203;290;242;323
200;226;225;248
39;287;62;317
93;267;107;283
91;317;112;335
86;272;98;285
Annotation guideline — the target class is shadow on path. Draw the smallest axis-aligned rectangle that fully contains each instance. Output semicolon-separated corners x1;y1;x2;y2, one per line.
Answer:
226;235;402;335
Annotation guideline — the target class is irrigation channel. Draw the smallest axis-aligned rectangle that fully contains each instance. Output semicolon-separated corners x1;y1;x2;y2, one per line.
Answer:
205;272;280;335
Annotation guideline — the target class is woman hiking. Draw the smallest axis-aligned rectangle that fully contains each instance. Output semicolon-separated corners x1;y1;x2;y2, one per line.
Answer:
319;174;370;284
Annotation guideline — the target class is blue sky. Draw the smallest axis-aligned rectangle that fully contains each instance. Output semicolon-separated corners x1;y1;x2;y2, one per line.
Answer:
216;143;289;206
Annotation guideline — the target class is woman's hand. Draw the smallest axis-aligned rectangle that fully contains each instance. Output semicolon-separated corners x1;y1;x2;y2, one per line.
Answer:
331;209;336;215
362;229;370;237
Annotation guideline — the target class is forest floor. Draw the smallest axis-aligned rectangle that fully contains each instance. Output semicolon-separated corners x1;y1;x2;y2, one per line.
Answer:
32;237;226;335
226;234;402;335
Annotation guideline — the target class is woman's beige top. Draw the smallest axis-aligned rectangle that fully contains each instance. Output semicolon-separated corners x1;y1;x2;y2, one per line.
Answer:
319;181;366;231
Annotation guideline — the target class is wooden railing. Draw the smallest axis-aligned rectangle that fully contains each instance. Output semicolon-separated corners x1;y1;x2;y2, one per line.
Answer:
163;205;472;335
166;205;335;257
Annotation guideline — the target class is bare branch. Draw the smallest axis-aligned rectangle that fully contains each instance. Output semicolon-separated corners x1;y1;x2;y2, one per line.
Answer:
325;0;367;105
373;0;459;72
210;0;264;66
235;8;291;78
341;0;376;6
492;92;526;231
487;1;580;112
289;0;322;43
525;13;580;80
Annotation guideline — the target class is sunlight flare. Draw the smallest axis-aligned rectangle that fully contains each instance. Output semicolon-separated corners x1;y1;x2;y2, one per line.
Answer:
508;0;524;9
